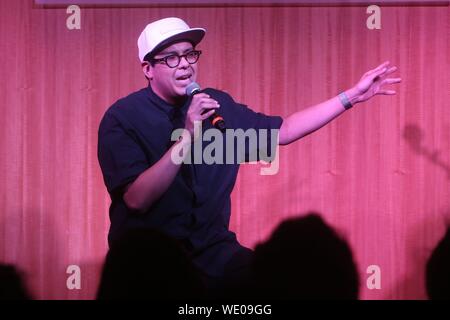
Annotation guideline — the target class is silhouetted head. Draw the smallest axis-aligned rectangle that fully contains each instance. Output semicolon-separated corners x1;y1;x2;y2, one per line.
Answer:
426;227;450;300
96;228;205;300
250;213;359;299
0;264;31;300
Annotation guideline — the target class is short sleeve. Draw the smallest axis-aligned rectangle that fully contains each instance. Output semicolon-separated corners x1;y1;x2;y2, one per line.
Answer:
97;112;149;196
217;91;283;163
232;102;283;132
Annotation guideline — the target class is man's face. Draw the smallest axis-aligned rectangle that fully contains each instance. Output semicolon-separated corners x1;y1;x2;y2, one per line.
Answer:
146;41;199;105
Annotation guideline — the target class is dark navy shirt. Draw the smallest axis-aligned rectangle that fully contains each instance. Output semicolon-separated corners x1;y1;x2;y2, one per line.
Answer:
97;85;283;276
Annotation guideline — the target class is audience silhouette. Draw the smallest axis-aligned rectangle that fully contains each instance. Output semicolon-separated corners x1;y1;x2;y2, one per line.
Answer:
426;226;450;300
245;213;359;299
7;214;450;301
0;264;31;300
96;228;206;300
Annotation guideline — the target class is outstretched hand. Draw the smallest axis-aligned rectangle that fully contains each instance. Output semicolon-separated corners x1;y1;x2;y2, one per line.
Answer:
353;61;401;104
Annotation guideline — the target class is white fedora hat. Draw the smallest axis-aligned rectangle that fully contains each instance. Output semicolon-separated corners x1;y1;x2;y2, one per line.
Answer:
138;17;206;63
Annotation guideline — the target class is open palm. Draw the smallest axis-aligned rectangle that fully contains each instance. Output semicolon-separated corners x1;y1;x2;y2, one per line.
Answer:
354;61;401;103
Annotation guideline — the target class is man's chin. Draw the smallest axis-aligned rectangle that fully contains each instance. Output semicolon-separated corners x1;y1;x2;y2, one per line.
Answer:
174;86;189;97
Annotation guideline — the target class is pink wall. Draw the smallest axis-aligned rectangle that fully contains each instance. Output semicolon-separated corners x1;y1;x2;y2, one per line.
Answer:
0;0;449;299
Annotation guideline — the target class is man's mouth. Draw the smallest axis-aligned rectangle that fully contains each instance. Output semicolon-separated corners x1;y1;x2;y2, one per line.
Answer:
176;74;192;81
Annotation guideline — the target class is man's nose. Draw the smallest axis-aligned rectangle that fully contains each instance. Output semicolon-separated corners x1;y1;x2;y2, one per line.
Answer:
178;56;190;68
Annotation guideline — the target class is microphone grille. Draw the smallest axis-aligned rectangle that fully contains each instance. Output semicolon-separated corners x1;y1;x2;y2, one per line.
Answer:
186;82;201;96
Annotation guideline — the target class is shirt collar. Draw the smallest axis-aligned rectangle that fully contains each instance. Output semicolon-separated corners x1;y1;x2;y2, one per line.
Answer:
146;84;191;116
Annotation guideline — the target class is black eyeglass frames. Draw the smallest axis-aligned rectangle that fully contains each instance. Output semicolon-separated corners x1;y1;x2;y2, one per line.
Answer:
151;50;202;68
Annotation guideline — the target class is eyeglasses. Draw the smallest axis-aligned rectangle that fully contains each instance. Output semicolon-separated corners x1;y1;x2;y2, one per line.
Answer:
151;50;202;68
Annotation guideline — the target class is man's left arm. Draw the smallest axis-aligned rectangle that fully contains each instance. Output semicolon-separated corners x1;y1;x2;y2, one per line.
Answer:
279;61;401;145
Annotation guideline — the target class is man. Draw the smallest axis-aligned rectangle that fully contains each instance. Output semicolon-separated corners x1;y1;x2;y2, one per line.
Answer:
97;17;400;291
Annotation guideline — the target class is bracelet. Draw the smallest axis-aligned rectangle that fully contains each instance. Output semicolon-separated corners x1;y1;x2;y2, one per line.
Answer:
338;92;353;110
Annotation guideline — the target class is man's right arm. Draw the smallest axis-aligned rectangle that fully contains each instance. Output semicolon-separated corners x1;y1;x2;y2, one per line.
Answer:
123;93;220;213
123;130;191;213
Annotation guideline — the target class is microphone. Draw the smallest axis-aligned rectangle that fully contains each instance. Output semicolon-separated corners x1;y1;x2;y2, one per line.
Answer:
186;82;226;132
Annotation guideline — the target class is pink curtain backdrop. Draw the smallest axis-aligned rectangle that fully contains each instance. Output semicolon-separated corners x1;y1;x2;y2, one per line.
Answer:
0;0;449;300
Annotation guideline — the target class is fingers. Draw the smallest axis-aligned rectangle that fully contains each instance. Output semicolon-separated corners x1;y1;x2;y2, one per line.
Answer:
198;99;220;114
374;61;390;72
381;77;402;85
376;66;399;81
200;109;217;121
363;61;400;80
192;94;220;108
377;90;396;95
372;67;401;85
190;96;220;115
384;66;398;76
364;61;388;76
187;94;220;125
192;93;210;100
367;61;395;77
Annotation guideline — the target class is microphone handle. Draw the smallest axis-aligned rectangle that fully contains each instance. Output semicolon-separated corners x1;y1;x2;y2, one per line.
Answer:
209;113;226;132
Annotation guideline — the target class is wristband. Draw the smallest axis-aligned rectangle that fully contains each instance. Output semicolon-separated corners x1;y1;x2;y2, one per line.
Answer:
338;92;353;110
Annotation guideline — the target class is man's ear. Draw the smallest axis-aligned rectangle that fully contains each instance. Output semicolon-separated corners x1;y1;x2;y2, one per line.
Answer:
141;61;153;80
